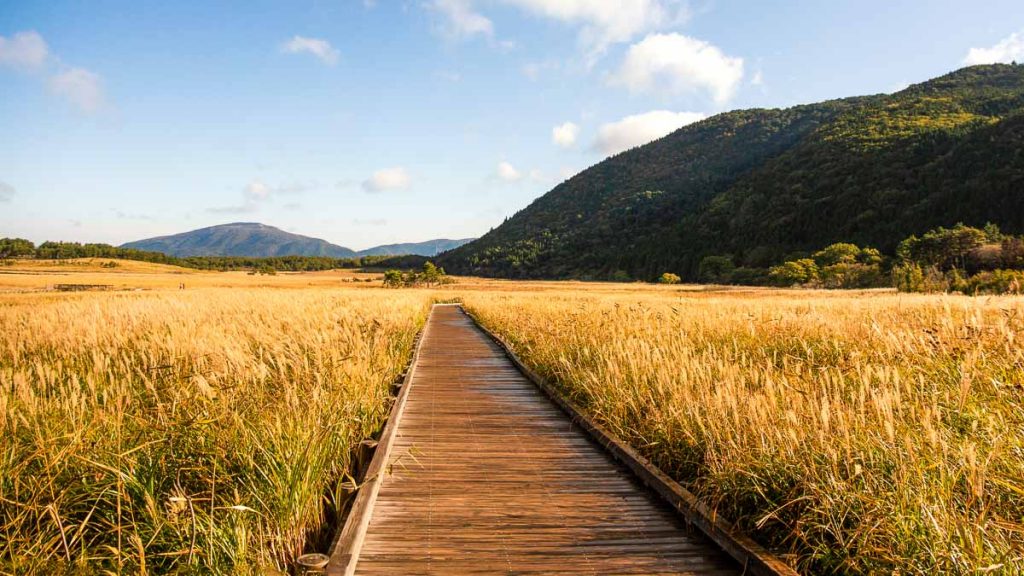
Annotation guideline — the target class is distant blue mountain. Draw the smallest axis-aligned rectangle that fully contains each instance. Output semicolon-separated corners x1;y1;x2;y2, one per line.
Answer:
122;222;475;258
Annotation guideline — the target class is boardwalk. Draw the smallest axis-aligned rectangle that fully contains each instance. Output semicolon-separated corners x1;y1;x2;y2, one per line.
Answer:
345;304;741;575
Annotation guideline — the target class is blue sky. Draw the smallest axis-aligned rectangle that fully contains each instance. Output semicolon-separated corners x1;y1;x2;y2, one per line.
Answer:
2;1;1023;250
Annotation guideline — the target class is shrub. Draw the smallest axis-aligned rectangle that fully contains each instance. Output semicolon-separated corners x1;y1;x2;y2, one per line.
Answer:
768;259;819;286
892;262;926;292
382;262;452;288
657;272;681;284
819;263;878;289
964;269;1024;294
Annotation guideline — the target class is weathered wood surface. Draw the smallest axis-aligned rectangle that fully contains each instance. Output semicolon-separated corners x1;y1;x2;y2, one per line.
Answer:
349;304;743;575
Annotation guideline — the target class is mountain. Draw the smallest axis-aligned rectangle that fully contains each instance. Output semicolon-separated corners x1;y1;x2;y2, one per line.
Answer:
439;64;1024;280
122;223;357;258
355;238;475;257
122;223;475;259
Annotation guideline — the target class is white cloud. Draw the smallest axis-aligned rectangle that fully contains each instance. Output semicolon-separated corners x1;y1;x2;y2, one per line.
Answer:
496;161;522;181
209;180;311;213
0;31;48;70
611;33;744;104
244;180;272;201
280;36;340;65
2;31;110;114
0;181;15;202
593;110;705;155
964;31;1024;65
503;0;687;57
751;70;763;86
552;121;580;148
363;167;411;192
430;0;494;40
48;68;105;113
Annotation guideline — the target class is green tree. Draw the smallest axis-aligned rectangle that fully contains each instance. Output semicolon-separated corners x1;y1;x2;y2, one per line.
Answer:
892;262;925;292
698;255;735;283
0;238;35;258
983;222;1003;243
421;261;441;285
657;272;681;284
768;259;819;286
899;224;987;270
383;269;403;288
812;243;861;266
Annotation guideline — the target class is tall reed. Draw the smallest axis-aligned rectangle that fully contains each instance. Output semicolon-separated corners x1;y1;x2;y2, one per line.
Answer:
0;289;430;574
464;291;1024;574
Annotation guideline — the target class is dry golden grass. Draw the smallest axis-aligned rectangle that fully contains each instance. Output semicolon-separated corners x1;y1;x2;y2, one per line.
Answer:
0;258;381;293
0;285;432;574
463;290;1024;574
5;262;1023;574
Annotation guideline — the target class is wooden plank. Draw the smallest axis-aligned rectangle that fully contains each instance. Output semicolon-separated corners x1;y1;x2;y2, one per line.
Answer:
324;311;430;576
335;304;759;575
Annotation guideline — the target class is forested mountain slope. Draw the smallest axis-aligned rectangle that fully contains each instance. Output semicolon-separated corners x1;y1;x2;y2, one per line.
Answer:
439;65;1024;280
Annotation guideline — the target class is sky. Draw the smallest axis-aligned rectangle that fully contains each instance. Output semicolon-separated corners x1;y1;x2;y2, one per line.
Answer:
2;1;1024;250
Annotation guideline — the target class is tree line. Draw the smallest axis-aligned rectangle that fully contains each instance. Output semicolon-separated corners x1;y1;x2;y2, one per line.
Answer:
0;238;427;272
740;223;1022;293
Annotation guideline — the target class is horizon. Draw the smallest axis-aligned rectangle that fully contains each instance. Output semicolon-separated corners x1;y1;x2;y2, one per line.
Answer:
3;1;1024;250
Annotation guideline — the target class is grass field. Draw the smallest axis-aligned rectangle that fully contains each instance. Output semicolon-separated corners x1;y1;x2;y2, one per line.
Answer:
2;261;1022;574
0;280;431;574
463;290;1024;574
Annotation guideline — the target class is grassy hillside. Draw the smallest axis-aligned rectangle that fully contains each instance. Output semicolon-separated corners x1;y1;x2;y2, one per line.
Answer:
440;64;1024;280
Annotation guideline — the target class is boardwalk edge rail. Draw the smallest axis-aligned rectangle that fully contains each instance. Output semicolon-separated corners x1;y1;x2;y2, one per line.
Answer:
324;308;433;576
463;306;799;576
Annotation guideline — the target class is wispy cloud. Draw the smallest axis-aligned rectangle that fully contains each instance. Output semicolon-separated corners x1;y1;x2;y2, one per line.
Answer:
352;217;388;226
208;179;312;213
49;68;106;113
0;181;15;202
362;167;411;192
280;36;340;65
593;110;706;156
429;0;494;40
496;161;522;182
113;209;154;221
2;30;108;115
0;31;48;70
505;0;689;60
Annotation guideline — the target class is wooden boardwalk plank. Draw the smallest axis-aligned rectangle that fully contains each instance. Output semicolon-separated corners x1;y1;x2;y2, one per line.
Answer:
351;304;741;575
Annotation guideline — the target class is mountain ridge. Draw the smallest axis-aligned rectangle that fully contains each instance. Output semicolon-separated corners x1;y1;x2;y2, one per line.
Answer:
122;222;474;258
438;64;1024;280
